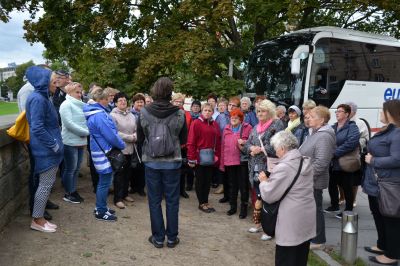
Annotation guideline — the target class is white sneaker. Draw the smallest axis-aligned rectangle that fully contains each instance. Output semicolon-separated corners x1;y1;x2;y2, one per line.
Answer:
248;227;262;233
260;234;272;241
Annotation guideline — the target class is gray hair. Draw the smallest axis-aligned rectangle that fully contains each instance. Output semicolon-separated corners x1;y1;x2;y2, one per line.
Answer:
270;131;299;152
240;97;252;105
91;87;109;102
276;105;287;113
345;101;358;113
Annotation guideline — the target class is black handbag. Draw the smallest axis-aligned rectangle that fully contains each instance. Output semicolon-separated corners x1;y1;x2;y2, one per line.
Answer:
92;135;126;172
261;157;304;237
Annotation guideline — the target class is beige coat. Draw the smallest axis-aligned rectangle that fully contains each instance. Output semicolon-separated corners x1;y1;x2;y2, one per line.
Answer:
110;108;137;155
259;149;316;246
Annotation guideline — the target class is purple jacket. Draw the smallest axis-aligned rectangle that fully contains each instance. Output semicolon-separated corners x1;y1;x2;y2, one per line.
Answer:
220;122;252;170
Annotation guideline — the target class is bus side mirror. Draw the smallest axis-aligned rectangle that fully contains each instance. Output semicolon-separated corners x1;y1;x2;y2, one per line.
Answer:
291;45;312;75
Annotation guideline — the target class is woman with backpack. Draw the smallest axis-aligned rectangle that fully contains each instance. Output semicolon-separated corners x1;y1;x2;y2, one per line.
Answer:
187;103;221;213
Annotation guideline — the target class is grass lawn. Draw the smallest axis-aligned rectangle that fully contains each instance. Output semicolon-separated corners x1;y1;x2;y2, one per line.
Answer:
0;101;19;115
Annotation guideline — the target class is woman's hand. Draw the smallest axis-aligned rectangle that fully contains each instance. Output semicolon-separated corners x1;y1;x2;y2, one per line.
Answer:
258;171;268;182
365;153;373;164
237;139;246;145
250;146;262;156
188;162;196;168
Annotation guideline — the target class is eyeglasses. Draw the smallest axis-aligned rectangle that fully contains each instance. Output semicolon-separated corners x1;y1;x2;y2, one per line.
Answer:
173;100;184;105
228;103;238;107
335;110;345;113
117;98;127;102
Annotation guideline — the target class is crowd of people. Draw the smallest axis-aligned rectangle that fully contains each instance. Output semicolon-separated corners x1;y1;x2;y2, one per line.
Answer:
16;64;400;266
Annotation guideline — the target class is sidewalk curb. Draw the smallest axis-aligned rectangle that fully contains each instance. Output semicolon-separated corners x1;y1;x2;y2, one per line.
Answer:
313;250;342;266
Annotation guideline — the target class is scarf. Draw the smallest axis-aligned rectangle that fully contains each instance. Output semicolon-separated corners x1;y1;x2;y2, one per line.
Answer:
285;117;301;133
256;119;273;134
190;111;200;119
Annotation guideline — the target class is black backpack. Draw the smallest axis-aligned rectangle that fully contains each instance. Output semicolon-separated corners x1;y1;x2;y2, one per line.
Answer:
141;108;176;158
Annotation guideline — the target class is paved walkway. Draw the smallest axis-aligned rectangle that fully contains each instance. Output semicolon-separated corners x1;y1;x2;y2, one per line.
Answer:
323;189;381;265
0;114;17;128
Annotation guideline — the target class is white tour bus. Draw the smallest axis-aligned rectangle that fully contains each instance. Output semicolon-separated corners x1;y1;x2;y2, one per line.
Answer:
244;26;400;132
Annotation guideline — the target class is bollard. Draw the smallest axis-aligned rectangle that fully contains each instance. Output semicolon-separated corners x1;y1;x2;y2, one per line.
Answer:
340;211;358;264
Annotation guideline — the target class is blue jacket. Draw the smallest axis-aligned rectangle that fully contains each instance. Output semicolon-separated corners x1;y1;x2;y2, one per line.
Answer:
25;66;64;174
84;102;125;174
362;124;400;196
331;120;360;171
292;123;307;146
244;110;258;127
215;111;230;134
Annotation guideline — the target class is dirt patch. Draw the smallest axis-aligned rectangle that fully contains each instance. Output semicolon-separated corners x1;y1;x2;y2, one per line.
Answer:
0;165;275;266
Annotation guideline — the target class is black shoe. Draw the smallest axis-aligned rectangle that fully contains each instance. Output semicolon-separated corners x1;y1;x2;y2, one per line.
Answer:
138;190;146;197
71;191;84;202
211;183;219;188
323;206;339;213
335;213;343;219
44;211;52;221
219;197;229;203
167;237;180;248
63;193;81;204
227;207;237;216
368;256;398;265
46;200;59;210
95;211;117;222
148;236;163;248
239;204;248;219
364;246;385;255
180;191;189;198
185;185;193;191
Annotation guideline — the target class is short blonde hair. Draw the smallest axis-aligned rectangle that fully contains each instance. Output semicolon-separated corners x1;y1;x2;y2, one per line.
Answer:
104;87;119;96
171;93;185;102
91;87;109;102
201;102;213;112
302;99;316;110
65;82;82;95
257;99;276;119
312;105;331;123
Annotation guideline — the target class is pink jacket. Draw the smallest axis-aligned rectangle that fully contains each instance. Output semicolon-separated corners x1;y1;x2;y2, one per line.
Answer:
220;122;252;170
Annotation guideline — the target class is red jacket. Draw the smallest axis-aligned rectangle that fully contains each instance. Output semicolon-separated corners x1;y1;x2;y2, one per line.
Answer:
187;115;221;165
220;122;252;170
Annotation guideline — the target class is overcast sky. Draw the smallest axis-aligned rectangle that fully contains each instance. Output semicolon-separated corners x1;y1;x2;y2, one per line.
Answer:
0;11;45;68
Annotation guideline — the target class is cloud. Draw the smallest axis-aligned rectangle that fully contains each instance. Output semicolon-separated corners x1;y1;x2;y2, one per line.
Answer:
0;11;45;68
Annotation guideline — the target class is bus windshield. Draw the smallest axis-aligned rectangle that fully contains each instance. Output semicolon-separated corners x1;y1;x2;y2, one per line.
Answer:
245;33;315;107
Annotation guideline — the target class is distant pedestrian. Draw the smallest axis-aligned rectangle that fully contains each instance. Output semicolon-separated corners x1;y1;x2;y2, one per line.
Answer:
276;105;289;128
241;97;258;127
285;105;306;146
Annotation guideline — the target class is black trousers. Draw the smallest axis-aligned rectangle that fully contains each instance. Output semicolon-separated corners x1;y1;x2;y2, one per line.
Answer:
180;163;194;192
113;155;132;203
383;216;400;259
328;170;354;211
275;240;310;266
226;163;249;208
195;165;213;205
130;163;145;193
368;195;386;251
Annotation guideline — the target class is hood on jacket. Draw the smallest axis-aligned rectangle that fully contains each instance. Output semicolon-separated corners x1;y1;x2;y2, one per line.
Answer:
25;66;52;97
83;102;107;119
314;124;335;137
66;94;85;107
145;99;179;118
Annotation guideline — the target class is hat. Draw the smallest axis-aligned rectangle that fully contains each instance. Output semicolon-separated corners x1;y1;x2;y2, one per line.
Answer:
55;69;70;77
288;105;301;116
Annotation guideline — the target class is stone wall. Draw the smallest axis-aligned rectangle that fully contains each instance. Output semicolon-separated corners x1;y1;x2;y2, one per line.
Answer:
0;123;30;230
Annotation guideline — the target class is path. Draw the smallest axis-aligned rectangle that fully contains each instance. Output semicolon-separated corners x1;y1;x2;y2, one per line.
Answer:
0;165;275;266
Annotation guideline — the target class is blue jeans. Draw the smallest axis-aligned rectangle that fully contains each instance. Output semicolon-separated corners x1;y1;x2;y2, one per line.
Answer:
96;172;113;213
145;166;180;243
62;145;84;193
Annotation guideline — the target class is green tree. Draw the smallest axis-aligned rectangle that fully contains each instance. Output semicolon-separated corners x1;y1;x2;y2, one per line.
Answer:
4;0;400;98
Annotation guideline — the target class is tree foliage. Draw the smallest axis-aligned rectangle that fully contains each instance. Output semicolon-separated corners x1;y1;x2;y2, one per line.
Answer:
3;0;400;98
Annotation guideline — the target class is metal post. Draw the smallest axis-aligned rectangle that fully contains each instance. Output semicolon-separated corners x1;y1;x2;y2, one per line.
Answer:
340;211;358;264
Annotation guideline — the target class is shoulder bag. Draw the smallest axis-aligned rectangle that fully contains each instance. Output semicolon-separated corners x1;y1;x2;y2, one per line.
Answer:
199;127;217;166
92;135;126;172
373;169;400;218
338;148;361;172
261;157;304;237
